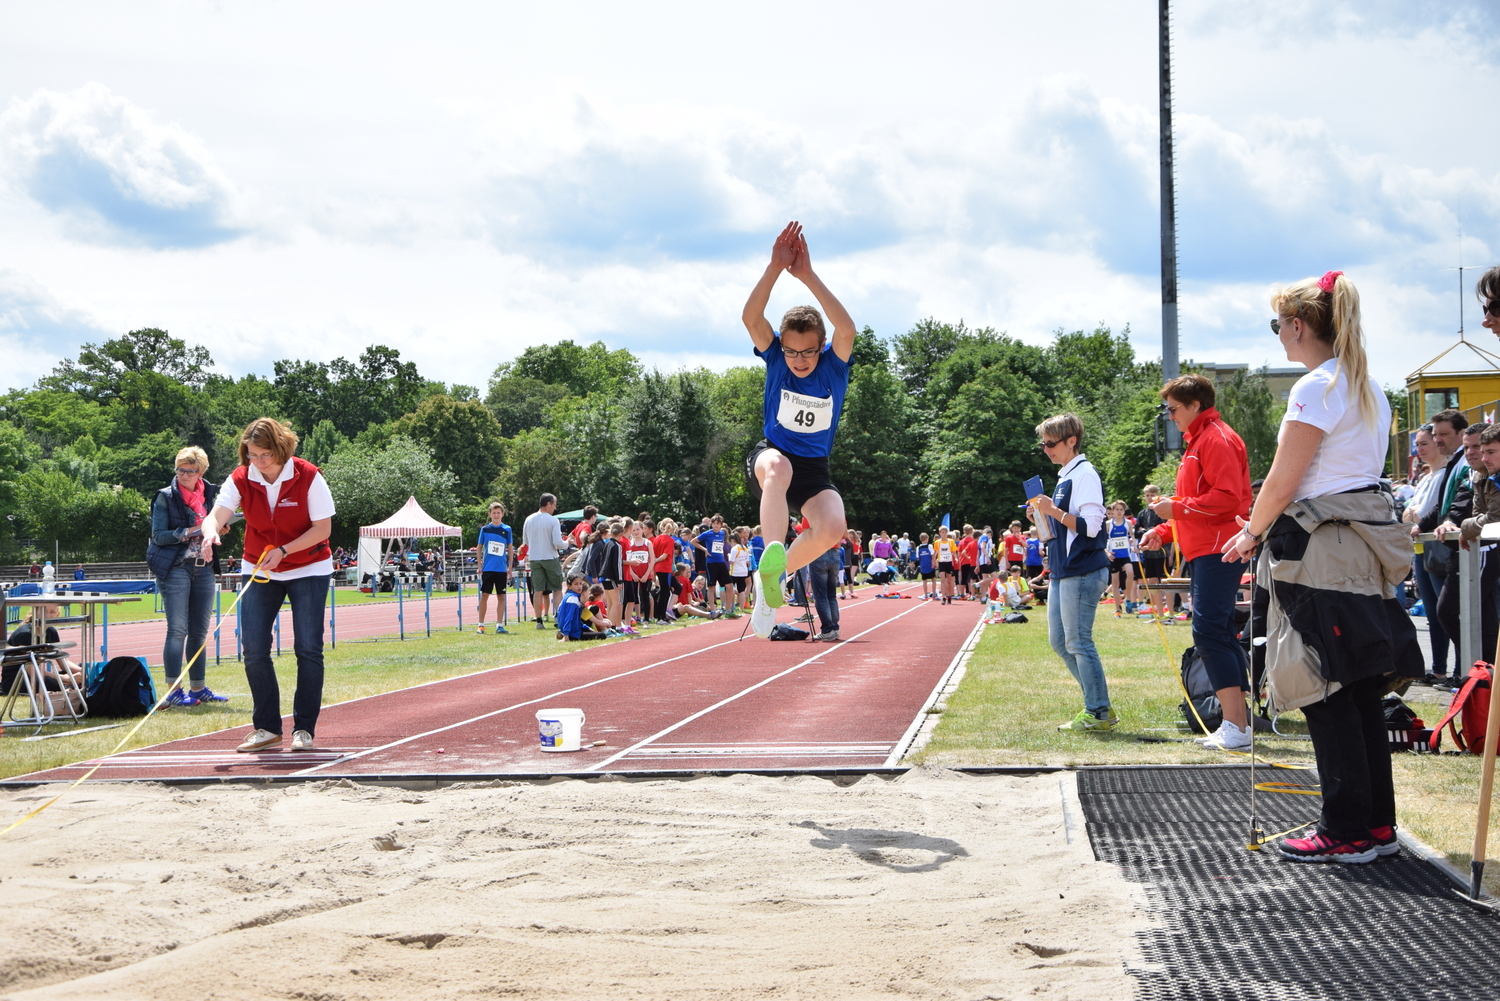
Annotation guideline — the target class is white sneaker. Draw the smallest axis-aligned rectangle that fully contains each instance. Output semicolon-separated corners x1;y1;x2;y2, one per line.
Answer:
750;581;777;638
291;730;315;751
236;728;282;753
1196;719;1252;751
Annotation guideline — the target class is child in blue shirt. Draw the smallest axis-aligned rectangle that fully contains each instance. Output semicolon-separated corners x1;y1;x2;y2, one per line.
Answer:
742;222;858;638
476;501;512;635
556;575;608;641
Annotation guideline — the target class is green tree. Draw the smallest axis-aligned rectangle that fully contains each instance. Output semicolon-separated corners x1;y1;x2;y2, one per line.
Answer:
491;426;574;516
392;394;507;502
97;430;186;496
42;327;214;401
1215;367;1283;480
300;419;349;467
830;352;921;530
491;340;641;399
922;365;1052;527
13;471;150;559
1046;325;1139;409
891;318;976;396
0;388;119;453
320;435;459;547
273;345;426;438
484;376;572;438
202;374;283;472
1092;387;1163;502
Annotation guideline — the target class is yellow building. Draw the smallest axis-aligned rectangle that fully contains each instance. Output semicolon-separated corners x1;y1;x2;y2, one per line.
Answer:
1405;338;1500;430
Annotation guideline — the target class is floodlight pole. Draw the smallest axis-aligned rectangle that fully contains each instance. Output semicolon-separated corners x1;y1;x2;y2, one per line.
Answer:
1158;0;1183;453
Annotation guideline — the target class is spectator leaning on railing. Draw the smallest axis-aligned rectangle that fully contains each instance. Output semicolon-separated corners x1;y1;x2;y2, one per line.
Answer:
1434;421;1497;678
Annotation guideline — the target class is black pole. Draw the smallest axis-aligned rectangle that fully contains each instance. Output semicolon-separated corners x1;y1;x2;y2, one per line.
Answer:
1159;0;1178;379
1159;0;1181;451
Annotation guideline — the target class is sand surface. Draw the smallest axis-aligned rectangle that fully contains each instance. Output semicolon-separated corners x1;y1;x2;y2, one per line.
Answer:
0;769;1146;1000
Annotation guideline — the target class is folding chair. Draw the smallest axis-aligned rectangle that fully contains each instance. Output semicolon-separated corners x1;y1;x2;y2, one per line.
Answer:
0;593;88;734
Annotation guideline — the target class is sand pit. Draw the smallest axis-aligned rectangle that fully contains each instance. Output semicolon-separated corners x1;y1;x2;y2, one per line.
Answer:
0;769;1147;1000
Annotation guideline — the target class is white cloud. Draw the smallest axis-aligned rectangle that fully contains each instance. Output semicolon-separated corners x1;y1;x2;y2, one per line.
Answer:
0;83;246;248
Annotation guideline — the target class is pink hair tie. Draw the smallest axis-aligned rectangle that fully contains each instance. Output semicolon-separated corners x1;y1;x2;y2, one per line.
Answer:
1318;270;1343;293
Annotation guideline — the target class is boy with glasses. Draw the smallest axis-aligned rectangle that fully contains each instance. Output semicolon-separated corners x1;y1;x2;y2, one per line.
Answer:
741;222;856;638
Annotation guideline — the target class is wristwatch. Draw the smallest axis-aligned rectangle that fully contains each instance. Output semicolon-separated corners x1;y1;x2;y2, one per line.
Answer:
277;546;288;557
1243;527;1263;542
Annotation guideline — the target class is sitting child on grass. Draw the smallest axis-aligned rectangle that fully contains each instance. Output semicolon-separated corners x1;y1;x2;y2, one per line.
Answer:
556;575;609;641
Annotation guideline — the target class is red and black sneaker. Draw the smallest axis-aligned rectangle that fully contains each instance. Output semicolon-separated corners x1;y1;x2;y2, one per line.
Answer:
1275;830;1378;864
1368;825;1401;857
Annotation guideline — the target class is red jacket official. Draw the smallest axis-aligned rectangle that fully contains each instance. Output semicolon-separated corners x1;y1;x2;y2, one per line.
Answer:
1153;407;1251;563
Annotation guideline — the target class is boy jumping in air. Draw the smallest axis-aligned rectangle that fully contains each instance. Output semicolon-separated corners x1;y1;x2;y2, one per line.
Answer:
742;221;856;638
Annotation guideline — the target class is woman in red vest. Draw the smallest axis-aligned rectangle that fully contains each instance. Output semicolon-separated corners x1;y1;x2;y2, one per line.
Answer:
200;418;336;753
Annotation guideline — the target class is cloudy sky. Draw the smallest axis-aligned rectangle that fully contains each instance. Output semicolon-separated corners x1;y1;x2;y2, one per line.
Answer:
1;0;1497;393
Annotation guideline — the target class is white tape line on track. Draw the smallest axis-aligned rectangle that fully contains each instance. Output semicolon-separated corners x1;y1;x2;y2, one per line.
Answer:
587;597;930;770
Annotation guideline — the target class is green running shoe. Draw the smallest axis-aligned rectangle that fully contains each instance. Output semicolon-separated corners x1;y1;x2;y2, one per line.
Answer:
759;541;787;609
1056;709;1119;732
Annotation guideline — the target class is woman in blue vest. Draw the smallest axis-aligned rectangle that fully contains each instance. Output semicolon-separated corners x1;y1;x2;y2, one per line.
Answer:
147;446;230;707
1029;413;1115;732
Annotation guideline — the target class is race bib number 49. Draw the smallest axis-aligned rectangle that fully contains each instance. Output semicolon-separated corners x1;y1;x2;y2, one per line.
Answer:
776;389;833;434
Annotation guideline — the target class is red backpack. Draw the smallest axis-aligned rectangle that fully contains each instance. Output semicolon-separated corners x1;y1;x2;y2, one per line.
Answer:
1429;663;1492;755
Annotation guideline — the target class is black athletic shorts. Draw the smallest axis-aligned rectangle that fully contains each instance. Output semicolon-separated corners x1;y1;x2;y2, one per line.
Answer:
730;574;748;591
623;580;647;604
1141;555;1166;579
600;578;617;591
959;565;976;586
921;571;934;581
480;571;508;595
745;439;840;510
706;562;730;586
1109;556;1142;583
938;561;955;577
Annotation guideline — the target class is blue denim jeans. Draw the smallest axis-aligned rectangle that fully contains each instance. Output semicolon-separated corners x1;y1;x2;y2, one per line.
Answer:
1047;566;1111;716
239;574;329;735
1411;556;1449;675
1187;553;1250;692
808;549;841;634
158;561;216;686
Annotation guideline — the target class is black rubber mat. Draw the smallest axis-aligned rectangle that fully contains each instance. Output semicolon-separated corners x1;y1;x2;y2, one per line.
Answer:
1078;765;1500;1001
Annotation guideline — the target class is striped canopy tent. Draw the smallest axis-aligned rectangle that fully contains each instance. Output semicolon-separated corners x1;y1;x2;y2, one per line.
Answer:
357;497;462;586
359;496;461;539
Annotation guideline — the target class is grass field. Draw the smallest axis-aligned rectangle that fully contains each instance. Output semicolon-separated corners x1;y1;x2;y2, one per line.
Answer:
915;605;1499;894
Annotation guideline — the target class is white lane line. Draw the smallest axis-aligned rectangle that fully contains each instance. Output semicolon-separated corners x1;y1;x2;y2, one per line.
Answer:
883;609;987;767
587;599;929;771
289;634;749;775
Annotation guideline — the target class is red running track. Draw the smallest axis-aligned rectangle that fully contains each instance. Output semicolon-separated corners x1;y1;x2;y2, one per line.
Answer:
11;586;985;782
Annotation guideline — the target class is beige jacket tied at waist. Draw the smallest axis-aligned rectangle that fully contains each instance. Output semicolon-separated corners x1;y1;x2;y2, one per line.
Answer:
1257;490;1413;714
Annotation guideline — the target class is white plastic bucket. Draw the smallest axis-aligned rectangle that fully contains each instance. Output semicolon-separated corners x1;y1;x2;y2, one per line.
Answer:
535;708;586;752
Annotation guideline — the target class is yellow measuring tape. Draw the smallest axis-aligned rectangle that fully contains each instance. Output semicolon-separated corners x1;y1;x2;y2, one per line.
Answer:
0;551;275;840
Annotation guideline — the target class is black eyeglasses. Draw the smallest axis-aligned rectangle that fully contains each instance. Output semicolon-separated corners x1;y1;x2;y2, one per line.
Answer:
782;345;821;360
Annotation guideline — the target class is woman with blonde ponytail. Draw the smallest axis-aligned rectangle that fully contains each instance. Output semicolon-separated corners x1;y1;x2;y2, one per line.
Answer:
1223;271;1421;865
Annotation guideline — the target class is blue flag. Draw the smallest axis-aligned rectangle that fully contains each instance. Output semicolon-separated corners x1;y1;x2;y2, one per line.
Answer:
941;513;950;530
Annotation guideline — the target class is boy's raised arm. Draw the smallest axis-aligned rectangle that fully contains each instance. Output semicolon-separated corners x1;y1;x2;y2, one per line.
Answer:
786;229;856;363
742;221;801;352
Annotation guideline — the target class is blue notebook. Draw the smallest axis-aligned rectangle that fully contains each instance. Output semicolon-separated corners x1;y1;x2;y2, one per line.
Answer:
1023;475;1045;502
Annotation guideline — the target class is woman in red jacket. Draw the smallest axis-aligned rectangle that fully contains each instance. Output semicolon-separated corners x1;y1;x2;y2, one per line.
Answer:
200;418;335;754
1141;374;1254;750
